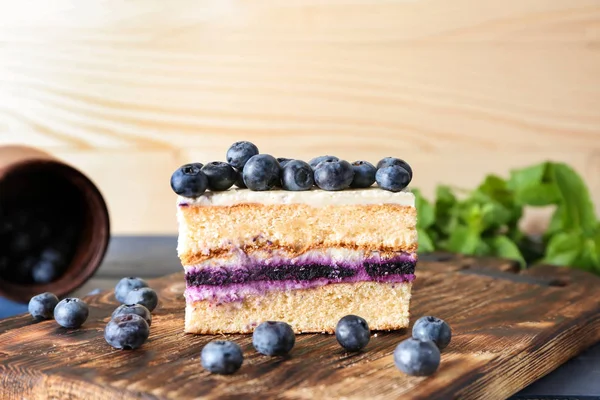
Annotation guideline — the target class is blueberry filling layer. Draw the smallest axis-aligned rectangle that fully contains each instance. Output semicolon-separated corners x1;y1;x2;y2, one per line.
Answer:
185;259;416;287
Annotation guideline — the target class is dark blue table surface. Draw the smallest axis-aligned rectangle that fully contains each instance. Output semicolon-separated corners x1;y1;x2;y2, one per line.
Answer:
2;236;599;399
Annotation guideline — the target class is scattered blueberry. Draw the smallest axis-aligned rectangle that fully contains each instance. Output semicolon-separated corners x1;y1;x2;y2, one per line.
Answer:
201;161;237;191
105;314;150;350
252;321;296;356
376;157;413;180
112;304;153;327
314;160;354;191
28;292;59;320
276;158;293;168
350;161;377;188
308;155;339;169
201;340;244;375
393;338;441;376
335;315;370;352
125;287;158;312
170;163;208;197
233;168;246;188
115;277;149;304
242;154;281;191
226;141;259;169
376;166;410;192
281;160;314;191
54;298;89;329
412;316;452;350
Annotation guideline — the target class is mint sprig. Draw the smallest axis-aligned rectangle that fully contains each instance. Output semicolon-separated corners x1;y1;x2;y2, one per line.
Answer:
415;162;600;274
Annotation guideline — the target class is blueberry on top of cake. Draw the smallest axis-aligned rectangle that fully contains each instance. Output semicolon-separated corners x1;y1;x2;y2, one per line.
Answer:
171;142;417;334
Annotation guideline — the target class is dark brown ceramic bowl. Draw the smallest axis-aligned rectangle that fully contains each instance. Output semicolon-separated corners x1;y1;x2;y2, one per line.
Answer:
0;145;110;303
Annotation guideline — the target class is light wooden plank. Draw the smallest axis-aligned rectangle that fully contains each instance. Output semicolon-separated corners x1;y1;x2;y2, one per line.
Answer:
0;0;599;233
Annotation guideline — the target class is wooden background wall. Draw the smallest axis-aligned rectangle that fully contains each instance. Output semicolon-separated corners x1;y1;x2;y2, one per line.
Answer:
1;1;599;234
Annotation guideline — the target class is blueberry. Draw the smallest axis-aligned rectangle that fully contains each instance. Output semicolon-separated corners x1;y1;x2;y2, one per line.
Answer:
125;287;158;312
170;163;208;197
115;277;149;304
252;321;295;356
281;160;314;191
276;158;293;168
10;231;32;254
201;340;244;375
12;256;35;283
226;141;259;169
54;298;89;329
412;316;452;350
28;292;59;320
376;166;410;192
242;154;281;191
314;160;354;191
233;168;246;188
40;248;64;264
105;314;150;350
376;157;413;180
394;338;441;376
112;304;153;327
32;259;58;284
308;155;339;169
335;315;370;352
350;161;377;188
201;161;237;191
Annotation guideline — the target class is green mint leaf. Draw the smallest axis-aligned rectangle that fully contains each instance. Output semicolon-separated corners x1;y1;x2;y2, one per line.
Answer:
413;189;435;229
417;228;435;253
545;206;565;238
487;236;526;268
478;175;513;208
509;162;561;207
480;200;514;230
542;232;582;266
475;239;492;256
435;185;458;235
573;238;600;272
446;225;481;255
550;163;597;235
514;183;560;206
508;163;546;192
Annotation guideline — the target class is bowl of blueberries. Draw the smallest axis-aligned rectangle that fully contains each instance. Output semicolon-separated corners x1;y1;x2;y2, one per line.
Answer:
0;145;110;308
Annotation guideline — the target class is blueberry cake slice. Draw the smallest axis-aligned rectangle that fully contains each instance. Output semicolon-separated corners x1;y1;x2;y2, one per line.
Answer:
172;142;417;334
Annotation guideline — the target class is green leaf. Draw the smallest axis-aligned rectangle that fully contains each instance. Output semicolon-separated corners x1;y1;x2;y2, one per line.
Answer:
572;238;600;272
417;228;435;253
542;232;582;266
508;163;546;192
445;225;481;255
514;183;560;206
413;189;435;229
435;185;458;235
487;236;526;268
550;163;597;235
545;206;565;238
474;239;492;256
477;175;514;208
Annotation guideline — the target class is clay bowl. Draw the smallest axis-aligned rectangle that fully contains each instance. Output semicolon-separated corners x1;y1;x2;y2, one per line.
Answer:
0;145;110;303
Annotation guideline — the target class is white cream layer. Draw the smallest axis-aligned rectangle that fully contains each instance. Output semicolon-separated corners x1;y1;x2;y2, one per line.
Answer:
178;187;414;207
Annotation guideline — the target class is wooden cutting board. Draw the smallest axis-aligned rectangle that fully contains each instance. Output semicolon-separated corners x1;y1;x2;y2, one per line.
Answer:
1;254;599;400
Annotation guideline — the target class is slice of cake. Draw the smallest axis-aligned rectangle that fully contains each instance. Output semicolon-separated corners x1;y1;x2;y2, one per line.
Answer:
171;142;417;334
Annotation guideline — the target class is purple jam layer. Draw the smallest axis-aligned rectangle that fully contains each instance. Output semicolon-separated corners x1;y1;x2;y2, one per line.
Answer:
184;273;415;304
185;255;416;286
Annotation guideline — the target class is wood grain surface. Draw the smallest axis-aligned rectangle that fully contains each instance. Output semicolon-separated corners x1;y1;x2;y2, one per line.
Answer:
1;254;599;400
1;1;600;234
